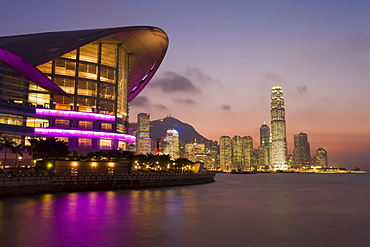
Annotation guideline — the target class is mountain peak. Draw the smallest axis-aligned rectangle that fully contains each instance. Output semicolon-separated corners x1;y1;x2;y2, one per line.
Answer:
150;116;211;144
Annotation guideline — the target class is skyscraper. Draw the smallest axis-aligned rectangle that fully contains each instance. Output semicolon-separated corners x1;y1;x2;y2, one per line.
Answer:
164;128;180;160
316;148;328;167
219;136;232;172
232;136;243;171
270;85;288;170
259;122;270;147
136;113;151;154
259;122;270;168
242;136;254;170
293;132;311;168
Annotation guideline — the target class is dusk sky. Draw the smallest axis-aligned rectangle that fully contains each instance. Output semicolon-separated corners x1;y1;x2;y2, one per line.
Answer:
1;0;370;170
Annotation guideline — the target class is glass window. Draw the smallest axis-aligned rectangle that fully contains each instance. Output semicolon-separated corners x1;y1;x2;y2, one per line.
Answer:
55;59;76;77
54;95;74;110
78;138;92;148
78;121;93;129
99;83;116;100
78;62;97;80
77;97;96;113
54;77;75;94
61;50;77;59
54;119;70;127
99;100;115;115
28;93;50;108
37;62;52;74
26;118;49;128
79;44;98;63
0;113;23;126
77;80;97;97
100;67;116;83
101;44;117;67
99;139;112;150
118;141;126;149
101;123;112;131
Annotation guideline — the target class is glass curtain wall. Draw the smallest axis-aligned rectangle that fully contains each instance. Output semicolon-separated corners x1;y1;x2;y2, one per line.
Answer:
36;42;130;149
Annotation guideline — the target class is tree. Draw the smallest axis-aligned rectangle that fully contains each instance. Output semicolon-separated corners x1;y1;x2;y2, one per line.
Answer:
12;144;26;166
0;137;17;169
28;137;70;161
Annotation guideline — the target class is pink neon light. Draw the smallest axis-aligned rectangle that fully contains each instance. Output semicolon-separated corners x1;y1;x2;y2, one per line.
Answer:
36;109;115;121
34;128;136;144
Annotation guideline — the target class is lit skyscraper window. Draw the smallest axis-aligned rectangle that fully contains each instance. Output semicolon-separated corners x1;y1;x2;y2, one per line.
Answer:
270;85;288;170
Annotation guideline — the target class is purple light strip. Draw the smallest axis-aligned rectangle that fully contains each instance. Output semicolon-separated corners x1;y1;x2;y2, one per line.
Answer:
36;108;115;121
34;128;136;144
0;48;68;96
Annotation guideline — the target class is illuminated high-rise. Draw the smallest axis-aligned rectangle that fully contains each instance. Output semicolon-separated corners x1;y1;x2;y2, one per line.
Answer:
315;148;328;167
293;132;311;167
219;136;232;172
270;85;288;170
164;128;180;160
136;113;151;154
242;136;254;170
232;136;242;171
260;122;270;147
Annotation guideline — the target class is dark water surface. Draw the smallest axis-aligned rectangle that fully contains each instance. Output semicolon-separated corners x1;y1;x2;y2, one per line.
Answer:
1;173;370;247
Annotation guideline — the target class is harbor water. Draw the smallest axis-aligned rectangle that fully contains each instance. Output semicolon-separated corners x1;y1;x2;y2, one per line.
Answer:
1;173;370;247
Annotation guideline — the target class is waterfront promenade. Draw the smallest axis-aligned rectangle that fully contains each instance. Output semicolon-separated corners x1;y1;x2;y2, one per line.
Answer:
0;173;215;197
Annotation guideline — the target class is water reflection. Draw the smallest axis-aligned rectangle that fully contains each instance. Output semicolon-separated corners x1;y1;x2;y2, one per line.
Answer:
1;174;370;247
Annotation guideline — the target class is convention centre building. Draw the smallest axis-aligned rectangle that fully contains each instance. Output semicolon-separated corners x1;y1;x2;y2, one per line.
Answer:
0;26;168;151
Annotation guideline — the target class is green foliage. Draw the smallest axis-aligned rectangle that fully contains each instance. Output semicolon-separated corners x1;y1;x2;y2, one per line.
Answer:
0;137;18;168
28;137;69;160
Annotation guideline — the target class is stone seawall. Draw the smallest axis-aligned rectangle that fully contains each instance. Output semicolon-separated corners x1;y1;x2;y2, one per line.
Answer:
0;173;216;197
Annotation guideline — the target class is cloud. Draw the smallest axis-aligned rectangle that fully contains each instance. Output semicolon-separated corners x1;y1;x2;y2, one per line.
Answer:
154;104;168;110
296;86;307;94
262;71;283;84
185;67;221;85
150;71;200;93
130;96;150;107
220;104;231;111
346;31;370;52
173;97;197;105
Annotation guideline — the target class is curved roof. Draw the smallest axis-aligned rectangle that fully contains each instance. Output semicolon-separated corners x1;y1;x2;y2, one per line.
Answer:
0;26;169;101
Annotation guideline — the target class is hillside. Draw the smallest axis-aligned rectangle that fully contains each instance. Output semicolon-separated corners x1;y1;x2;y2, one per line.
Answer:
150;117;211;144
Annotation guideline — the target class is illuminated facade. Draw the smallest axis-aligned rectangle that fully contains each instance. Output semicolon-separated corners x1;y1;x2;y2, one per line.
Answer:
219;136;232;171
136;113;151;154
259;122;270;147
0;26;168;151
293;132;311;168
164;128;180;160
270;85;288;170
315;148;328;167
185;141;206;162
242;136;254;170
232;135;242;171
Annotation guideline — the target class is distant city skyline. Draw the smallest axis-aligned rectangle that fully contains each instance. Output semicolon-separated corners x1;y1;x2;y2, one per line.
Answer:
1;1;369;170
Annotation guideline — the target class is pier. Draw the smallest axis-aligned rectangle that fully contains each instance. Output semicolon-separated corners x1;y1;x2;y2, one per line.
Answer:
0;173;215;197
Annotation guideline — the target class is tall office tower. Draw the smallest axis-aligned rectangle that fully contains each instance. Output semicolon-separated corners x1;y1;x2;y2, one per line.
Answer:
257;146;269;169
219;136;232;172
185;141;206;162
232;136;243;171
293;132;311;168
164;128;180;160
270;85;288;170
260;122;270;147
242;136;254;170
315;148;328;167
136;113;151;154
